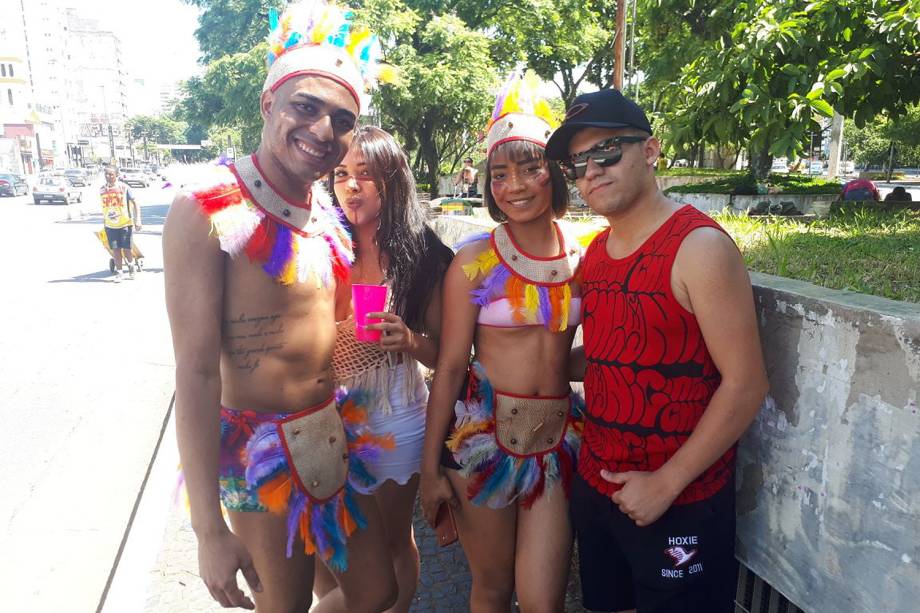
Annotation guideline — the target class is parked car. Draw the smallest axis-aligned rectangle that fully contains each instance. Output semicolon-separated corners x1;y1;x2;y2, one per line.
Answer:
770;157;789;174
808;160;825;175
119;168;149;188
141;167;161;184
64;168;88;187
33;176;82;205
0;172;29;196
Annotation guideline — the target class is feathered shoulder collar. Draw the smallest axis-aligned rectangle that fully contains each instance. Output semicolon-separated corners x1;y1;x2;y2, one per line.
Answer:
190;156;353;287
459;222;583;331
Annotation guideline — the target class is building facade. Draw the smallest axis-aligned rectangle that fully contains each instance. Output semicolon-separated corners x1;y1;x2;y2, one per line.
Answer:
22;0;72;166
65;8;132;166
0;0;40;173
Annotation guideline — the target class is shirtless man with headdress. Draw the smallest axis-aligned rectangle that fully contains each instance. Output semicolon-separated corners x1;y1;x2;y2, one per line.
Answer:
164;2;397;610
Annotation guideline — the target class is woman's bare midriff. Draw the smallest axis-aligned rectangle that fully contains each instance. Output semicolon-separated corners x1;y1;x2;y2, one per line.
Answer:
474;324;576;397
219;257;337;412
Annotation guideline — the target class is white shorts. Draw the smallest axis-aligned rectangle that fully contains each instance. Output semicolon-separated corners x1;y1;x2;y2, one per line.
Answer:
354;362;427;493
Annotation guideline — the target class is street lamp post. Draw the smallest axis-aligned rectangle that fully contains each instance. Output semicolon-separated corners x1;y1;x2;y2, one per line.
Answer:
613;0;626;89
99;85;115;162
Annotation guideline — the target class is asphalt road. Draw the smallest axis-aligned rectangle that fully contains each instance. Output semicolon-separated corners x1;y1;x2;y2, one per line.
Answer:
0;182;176;612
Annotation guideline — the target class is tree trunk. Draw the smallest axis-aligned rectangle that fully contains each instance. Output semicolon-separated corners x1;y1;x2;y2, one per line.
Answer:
419;131;440;198
613;0;626;89
886;141;896;182
748;141;773;182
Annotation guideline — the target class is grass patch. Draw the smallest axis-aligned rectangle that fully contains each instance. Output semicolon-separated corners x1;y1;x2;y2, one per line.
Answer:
657;168;745;177
714;207;920;302
861;171;906;181
668;173;842;195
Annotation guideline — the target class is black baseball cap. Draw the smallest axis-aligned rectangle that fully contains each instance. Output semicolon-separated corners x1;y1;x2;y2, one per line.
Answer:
545;88;652;160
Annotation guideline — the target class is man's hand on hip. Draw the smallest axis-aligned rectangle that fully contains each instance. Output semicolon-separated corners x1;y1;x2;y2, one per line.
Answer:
602;469;681;527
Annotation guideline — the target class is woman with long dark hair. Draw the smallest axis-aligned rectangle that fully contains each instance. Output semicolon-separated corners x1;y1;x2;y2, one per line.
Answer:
314;125;453;612
419;72;584;612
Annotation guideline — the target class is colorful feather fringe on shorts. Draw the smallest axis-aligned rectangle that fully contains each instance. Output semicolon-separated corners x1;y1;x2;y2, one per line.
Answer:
243;389;393;572
446;363;584;509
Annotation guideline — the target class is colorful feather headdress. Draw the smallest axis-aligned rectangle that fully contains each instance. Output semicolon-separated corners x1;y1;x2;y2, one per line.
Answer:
485;70;558;156
264;0;394;112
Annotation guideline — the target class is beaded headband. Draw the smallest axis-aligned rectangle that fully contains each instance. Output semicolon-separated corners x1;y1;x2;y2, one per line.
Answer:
485;71;558;157
264;0;394;113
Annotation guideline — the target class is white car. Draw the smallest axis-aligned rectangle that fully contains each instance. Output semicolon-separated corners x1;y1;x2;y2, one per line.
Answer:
770;158;789;173
119;168;149;188
33;176;82;204
808;161;824;175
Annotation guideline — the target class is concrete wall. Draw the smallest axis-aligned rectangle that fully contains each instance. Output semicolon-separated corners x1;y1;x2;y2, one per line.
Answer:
738;273;919;613
656;174;726;193
431;215;920;613
672;192;838;216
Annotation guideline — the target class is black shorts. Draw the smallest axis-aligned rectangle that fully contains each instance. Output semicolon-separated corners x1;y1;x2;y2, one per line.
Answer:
104;226;132;250
571;473;737;613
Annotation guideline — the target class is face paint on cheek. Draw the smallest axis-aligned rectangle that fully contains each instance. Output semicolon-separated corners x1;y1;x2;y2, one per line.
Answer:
534;168;551;187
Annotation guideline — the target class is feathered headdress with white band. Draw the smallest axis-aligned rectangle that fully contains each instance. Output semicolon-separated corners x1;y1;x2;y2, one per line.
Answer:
485;71;558;157
264;0;394;113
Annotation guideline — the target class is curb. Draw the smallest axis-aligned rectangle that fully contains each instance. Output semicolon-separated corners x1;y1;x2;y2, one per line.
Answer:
97;392;176;613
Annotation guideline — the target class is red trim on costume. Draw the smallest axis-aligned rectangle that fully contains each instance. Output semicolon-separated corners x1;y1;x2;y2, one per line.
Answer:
228;160;315;238
269;68;361;110
250;154;314;209
490;223;573;288
490;389;571;459
495;388;569;401
488;135;549;157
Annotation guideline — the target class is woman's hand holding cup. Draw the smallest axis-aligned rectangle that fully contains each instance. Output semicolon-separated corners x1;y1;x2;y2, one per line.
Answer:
365;312;416;353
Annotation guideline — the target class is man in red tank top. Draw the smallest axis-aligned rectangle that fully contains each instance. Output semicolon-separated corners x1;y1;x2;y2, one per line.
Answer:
545;90;768;613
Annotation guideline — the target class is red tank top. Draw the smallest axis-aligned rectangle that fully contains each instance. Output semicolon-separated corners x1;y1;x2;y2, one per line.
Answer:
578;205;734;504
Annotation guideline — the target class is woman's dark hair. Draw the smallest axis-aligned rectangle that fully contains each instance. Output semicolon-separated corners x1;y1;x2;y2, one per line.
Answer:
483;140;569;222
330;126;453;332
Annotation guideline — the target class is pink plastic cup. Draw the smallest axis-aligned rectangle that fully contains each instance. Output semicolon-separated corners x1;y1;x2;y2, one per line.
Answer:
352;284;388;342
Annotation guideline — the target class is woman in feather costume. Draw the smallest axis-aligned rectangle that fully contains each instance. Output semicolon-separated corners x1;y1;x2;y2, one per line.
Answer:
419;71;585;612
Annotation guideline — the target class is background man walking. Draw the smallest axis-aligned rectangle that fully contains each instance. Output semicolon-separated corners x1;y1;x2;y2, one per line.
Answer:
100;165;141;282
454;157;478;197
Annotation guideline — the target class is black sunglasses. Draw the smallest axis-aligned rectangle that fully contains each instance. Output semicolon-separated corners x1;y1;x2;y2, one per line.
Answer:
559;135;649;180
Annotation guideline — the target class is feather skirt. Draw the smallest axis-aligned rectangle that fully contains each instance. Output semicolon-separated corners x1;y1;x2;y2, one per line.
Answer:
243;389;394;571
446;364;584;509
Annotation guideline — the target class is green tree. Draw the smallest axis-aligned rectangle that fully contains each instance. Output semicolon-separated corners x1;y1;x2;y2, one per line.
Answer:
634;1;738;166
361;1;498;195
488;0;617;105
183;0;283;63
845;104;920;169
654;0;920;180
175;45;266;153
125;115;188;161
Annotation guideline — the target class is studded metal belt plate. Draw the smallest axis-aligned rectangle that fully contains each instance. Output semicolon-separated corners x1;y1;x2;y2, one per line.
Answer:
278;398;348;501
494;392;569;456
